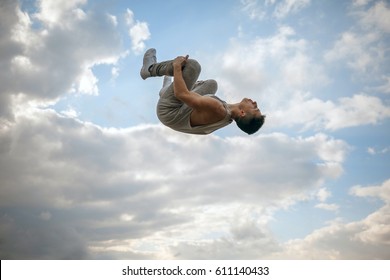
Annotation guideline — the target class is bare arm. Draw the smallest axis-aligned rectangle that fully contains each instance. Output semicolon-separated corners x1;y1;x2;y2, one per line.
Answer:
172;55;203;108
172;56;227;126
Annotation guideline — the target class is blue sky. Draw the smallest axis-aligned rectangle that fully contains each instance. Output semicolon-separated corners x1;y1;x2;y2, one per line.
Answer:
0;0;389;259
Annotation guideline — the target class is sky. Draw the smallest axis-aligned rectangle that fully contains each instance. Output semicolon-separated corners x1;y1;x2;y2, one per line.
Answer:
0;0;389;260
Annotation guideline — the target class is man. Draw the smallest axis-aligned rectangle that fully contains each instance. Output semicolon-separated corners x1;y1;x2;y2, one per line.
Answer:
140;48;265;135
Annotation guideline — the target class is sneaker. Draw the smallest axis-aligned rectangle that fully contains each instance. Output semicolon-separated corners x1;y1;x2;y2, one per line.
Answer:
140;48;157;80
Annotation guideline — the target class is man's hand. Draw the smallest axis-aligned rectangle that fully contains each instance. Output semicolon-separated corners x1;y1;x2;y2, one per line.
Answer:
173;55;189;70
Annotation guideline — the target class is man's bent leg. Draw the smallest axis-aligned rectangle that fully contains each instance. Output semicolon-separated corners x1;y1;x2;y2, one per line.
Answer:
192;79;218;96
141;48;201;85
180;59;201;91
156;60;202;129
153;59;201;93
140;48;175;80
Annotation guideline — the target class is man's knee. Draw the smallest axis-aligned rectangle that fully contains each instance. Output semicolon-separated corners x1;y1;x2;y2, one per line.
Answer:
192;79;218;95
186;59;201;73
206;79;218;94
206;79;218;90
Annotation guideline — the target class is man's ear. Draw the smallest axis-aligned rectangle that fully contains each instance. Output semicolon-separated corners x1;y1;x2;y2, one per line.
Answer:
240;109;246;117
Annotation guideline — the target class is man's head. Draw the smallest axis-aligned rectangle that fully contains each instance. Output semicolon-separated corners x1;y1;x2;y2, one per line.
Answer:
234;98;265;135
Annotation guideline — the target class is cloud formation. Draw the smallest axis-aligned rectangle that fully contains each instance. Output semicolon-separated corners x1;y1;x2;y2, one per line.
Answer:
126;9;151;55
0;0;122;121
240;0;311;20
170;179;390;260
277;180;390;259
214;5;390;131
0;0;389;260
0;107;349;259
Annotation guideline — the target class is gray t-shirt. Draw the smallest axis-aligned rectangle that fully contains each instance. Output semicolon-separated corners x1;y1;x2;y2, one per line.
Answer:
157;90;232;135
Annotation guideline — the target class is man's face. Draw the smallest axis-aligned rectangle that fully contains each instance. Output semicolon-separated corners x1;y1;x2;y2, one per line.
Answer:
240;98;262;117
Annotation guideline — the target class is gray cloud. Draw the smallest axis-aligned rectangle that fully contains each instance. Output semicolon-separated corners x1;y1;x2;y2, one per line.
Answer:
0;107;348;259
170;179;390;260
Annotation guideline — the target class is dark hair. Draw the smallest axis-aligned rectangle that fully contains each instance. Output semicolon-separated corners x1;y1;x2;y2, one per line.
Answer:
235;114;265;135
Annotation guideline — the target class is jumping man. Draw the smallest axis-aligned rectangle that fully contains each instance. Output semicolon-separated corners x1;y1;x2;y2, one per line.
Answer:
140;48;265;135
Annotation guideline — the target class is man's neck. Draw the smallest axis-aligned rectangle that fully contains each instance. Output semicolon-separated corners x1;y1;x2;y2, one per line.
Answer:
227;103;241;120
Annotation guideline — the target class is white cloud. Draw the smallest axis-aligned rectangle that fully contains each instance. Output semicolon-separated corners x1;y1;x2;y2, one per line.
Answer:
317;188;331;202
371;75;390;94
367;147;376;155
358;1;390;33
282;52;329;89
349;180;390;246
34;0;88;28
271;93;390;131
276;216;390;259
60;106;80;118
273;0;311;19
107;14;118;26
240;0;267;20
352;0;373;7
325;94;390;130
111;67;120;80
0;0;123;120
215;2;390;133
367;146;390;155
209;22;390;131
324;31;381;74
171;179;390;259
125;9;150;55
240;0;311;20
315;203;339;212
216;26;328;102
350;179;390;202
75;68;99;95
325;1;390;76
278;179;390;259
0;108;348;259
